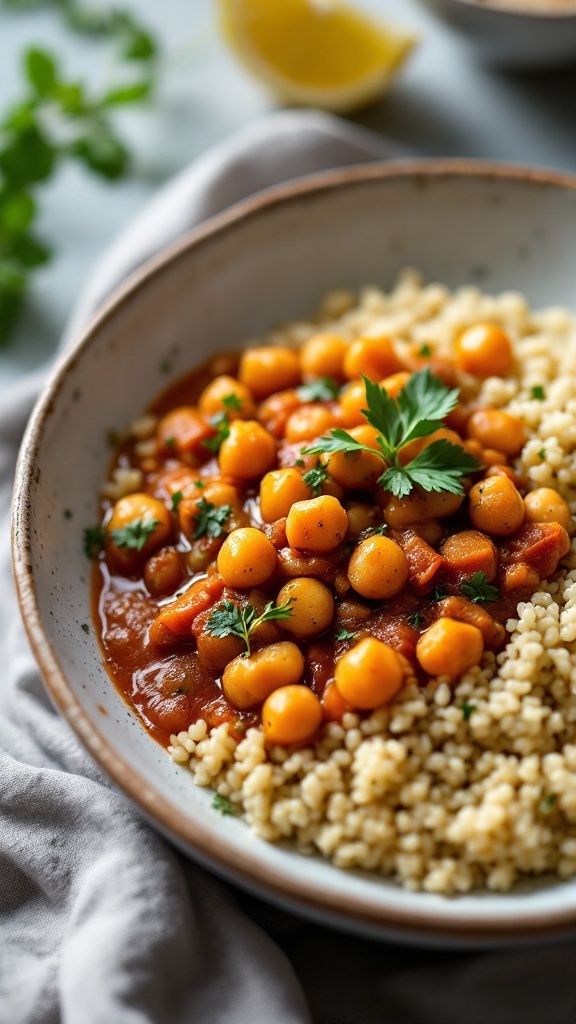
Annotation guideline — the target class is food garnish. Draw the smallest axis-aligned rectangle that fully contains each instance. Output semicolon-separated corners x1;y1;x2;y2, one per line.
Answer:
460;571;499;604
206;598;294;657
302;463;329;496
83;524;106;559
110;517;159;551
297;377;340;403
192;498;232;540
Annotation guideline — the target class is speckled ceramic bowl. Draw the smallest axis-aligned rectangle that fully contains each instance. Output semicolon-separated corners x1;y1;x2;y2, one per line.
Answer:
418;0;576;68
13;162;576;948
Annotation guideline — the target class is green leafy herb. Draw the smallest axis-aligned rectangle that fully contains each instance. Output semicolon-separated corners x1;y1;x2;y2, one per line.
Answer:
206;598;294;657
80;622;89;634
431;586;447;603
110;517;158;551
367;524;388;536
171;491;184;513
211;793;237;817
164;436;176;448
222;392;242;412
540;793;556;815
194;480;206;489
460;571;499;604
203;414;230;453
302;462;329;497
295;458;305;468
63;508;72;519
407;611;424;628
192;499;231;541
83;524;106;559
538;448;546;460
335;627;356;642
531;385;546;401
461;703;477;721
297;377;340;403
304;370;480;499
418;343;432;357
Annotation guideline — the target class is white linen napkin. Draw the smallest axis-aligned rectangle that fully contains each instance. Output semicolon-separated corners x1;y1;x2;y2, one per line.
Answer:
2;109;575;1024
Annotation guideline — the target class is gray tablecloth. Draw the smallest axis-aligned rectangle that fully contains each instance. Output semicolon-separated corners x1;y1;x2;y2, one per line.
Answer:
2;110;575;1024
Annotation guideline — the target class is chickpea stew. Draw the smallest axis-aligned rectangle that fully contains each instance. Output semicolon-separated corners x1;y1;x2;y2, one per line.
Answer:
90;271;576;895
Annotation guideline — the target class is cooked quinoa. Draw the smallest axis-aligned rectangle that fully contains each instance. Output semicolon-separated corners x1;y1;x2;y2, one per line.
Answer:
168;269;576;895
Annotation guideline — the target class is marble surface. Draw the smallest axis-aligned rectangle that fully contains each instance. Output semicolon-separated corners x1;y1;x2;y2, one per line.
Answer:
1;0;576;384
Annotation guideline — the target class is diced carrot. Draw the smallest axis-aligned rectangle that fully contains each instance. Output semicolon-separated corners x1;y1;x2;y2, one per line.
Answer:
499;522;570;579
157;407;215;459
146;465;201;502
367;612;419;662
499;562;540;592
392;528;444;593
440;530;498;586
149;574;225;644
434;596;506;651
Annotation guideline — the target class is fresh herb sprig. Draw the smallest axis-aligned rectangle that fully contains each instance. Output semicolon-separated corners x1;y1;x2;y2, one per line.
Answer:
297;377;340;403
304;370;480;499
192;498;231;540
206;598;294;657
302;463;329;497
111;517;158;551
460;571;499;604
83;524;106;558
203;414;230;453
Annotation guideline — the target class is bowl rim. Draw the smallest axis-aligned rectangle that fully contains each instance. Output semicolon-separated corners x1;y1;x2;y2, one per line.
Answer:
13;158;576;944
435;0;576;20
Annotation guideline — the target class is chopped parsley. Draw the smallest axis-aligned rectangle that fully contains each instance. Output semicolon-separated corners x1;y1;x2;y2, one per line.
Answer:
431;586;447;603
111;517;159;551
538;448;546;460
194;480;206;489
302;463;329;497
460;571;499;604
222;392;242;412
83;524;106;559
203;413;230;453
540;793;556;815
531;385;546;401
295;458;305;468
192;498;232;540
367;524;388;536
206;598;294;657
297;377;340;403
212;793;237;816
335;627;356;642
461;702;477;721
80;623;90;635
171;490;184;513
304;370;480;499
407;611;424;629
418;343;432;358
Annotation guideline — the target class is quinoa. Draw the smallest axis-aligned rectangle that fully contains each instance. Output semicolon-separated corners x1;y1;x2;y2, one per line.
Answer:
169;269;576;895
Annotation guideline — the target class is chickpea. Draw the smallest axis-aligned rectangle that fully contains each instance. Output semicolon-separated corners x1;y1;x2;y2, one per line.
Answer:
524;488;572;532
107;493;172;571
217;527;278;587
222;641;305;709
144;547;184;597
258;389;301;438
262;685;323;746
178;481;240;540
469;476;525;536
467;408;526;457
286;495;348;553
339;379;368;427
415;617;484;680
285;405;339;444
481;448;507;467
276;578;334;639
198;375;256;420
196;616;244;672
260;468;312;522
321;424;384;491
382;488;464;528
239;347;301;399
218;420;276;479
399;427;465;467
343;336;401;382
335;637;405;709
300;332;348;380
380;371;411;399
345;502;381;538
455;323;514;378
347;535;409;599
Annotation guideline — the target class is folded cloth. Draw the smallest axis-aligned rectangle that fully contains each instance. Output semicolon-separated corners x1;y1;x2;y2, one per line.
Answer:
2;109;575;1024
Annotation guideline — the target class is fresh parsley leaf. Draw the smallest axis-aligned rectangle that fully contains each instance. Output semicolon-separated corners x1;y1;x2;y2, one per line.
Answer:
431;586;447;603
297;377;340;403
460;571;499;604
418;343;432;358
80;622;90;634
335;627;356;642
304;370;480;498
222;392;242;412
163;436;176;448
212;793;237;816
461;702;476;721
407;611;424;628
295;458;305;468
206;598;294;657
111;517;158;551
83;524;106;559
302;463;329;497
194;480;206;489
171;491;184;513
368;524;388;536
203;414;230;453
192;499;231;540
531;385;546;401
538;448;546;460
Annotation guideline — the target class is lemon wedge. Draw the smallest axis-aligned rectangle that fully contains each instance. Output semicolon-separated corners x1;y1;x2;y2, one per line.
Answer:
218;0;417;113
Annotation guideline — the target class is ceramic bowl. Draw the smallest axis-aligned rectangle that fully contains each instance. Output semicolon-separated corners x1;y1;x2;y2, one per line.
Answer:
418;0;576;69
13;162;576;948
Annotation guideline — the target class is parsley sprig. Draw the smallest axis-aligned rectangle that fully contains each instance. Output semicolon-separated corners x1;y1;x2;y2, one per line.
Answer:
203;414;230;453
297;377;340;403
192;499;232;540
460;571;499;604
302;463;329;497
206;599;294;657
83;524;106;558
304;370;480;499
111;517;158;551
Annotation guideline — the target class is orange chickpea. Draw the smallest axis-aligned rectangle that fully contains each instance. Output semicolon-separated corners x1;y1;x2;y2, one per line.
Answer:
258;389;301;438
348;535;409;599
343;335;402;381
286;494;348;553
222;642;305;709
198;375;256;420
455;323;514;378
178;481;240;540
321;426;384;490
469;476;525;536
239;347;301;399
345;502;381;538
300;332;348;380
524;488;572;532
481;448;508;467
260;468;312;522
321;679;352;722
467;408;526;458
107;493;172;570
335;638;405;709
382;488;464;528
415;618;484;680
276;577;334;639
284;405;339;444
262;685;323;746
399;427;465;467
218;420;276;479
380;371;411;399
339;379;368;427
217;527;278;586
